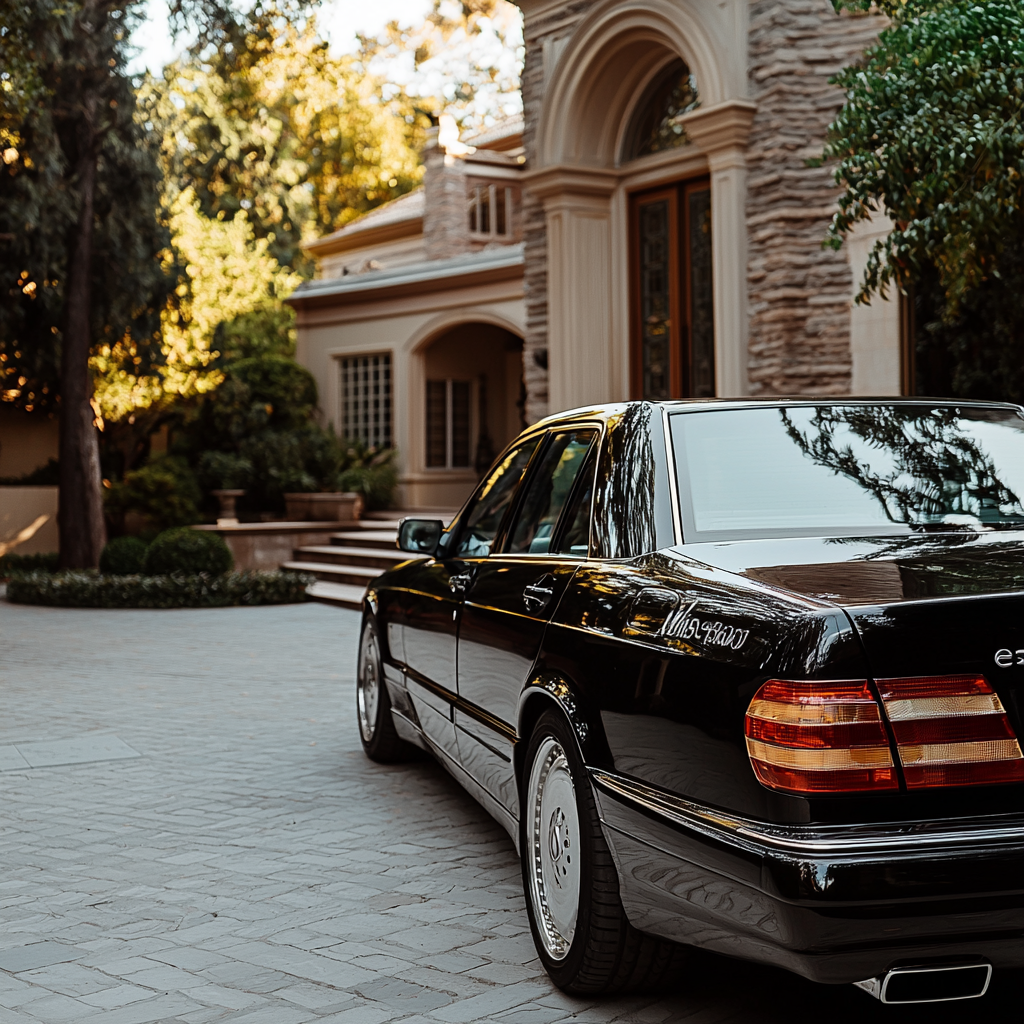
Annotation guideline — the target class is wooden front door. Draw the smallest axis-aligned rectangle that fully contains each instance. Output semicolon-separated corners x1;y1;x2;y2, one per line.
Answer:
629;179;713;400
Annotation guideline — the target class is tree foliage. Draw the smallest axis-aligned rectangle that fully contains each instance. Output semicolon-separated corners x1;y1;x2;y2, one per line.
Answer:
825;0;1024;401
155;11;428;274
359;0;524;131
0;0;172;415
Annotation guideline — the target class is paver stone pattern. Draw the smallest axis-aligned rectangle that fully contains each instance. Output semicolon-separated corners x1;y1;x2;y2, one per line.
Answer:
1;601;1017;1022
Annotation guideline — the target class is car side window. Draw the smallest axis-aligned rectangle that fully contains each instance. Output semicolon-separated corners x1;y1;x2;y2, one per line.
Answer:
507;430;597;555
552;448;596;557
454;440;540;558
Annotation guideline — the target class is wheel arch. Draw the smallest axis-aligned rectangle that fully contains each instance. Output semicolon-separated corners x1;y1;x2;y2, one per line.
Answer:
516;672;608;792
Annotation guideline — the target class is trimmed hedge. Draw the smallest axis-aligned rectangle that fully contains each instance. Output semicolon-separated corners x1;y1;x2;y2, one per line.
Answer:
0;551;58;576
99;536;149;575
6;570;314;609
144;527;233;575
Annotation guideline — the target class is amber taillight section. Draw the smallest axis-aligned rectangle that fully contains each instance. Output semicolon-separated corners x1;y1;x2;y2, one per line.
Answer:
744;680;898;794
877;675;1024;788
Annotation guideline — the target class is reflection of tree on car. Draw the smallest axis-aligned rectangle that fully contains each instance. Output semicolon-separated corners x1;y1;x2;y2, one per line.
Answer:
781;405;1024;527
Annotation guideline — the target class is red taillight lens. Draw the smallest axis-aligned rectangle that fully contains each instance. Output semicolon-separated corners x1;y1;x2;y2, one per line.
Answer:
744;679;897;793
877;675;1024;788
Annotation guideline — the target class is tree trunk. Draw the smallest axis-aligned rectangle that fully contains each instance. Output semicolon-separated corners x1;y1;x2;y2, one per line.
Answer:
58;92;106;569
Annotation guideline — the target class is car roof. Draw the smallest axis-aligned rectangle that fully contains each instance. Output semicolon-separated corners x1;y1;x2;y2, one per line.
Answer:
531;397;1024;432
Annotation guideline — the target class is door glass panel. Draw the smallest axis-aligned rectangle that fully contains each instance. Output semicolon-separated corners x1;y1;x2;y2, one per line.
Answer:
455;439;540;557
638;200;672;401
507;431;597;554
553;449;596;556
426;380;447;467
688;186;714;398
452;380;471;467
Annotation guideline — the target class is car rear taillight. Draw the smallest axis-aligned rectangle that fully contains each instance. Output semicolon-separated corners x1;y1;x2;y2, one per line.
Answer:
877;675;1024;788
744;679;898;793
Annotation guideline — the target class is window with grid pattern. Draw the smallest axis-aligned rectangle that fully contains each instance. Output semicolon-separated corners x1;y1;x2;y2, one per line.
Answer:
339;354;392;447
426;379;471;468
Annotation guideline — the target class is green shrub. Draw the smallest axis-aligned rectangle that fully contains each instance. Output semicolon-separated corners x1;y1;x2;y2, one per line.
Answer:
143;528;234;576
6;570;312;608
337;441;398;511
99;536;149;575
213;302;296;362
105;455;202;533
0;551;58;575
197;450;253;491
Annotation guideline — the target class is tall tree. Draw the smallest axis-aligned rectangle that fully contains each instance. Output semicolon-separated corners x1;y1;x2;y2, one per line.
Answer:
824;0;1024;400
0;0;171;567
156;12;428;275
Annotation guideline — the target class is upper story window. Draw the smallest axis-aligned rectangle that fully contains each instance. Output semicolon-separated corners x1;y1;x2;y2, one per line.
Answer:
469;185;513;239
624;58;700;160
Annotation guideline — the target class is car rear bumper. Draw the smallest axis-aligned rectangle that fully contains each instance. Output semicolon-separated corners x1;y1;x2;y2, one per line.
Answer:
591;769;1024;984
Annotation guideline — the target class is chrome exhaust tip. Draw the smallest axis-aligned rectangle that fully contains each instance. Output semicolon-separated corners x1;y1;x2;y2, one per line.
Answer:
854;962;992;1004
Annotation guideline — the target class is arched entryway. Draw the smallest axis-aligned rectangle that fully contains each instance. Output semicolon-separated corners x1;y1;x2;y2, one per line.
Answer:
403;320;525;508
525;0;755;410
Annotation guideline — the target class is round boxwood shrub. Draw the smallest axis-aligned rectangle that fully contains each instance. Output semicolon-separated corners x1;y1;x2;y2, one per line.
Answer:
99;536;149;575
142;527;234;576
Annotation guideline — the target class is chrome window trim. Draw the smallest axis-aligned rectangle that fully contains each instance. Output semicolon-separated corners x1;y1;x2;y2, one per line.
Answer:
661;404;683;547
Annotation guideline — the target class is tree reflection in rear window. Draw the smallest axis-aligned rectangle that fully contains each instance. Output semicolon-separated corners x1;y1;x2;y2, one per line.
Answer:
670;404;1024;542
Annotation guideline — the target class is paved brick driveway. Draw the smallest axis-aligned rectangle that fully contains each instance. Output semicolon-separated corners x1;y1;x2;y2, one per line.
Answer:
1;599;1019;1023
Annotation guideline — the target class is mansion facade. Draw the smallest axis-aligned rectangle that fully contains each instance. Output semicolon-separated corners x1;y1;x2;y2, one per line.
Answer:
289;0;898;508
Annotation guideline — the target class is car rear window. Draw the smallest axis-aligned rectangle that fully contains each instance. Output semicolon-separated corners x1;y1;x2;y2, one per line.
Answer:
670;404;1024;541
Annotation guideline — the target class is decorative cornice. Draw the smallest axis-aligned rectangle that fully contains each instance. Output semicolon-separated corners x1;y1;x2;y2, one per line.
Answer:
679;100;757;154
522;164;620;200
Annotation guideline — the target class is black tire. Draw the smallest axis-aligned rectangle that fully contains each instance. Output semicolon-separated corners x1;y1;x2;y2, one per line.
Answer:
356;616;416;763
520;708;689;994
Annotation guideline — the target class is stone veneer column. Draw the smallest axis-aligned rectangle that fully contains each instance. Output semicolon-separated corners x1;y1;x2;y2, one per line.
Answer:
745;0;887;396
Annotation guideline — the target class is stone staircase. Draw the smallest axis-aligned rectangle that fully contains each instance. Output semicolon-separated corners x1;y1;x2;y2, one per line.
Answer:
283;522;402;610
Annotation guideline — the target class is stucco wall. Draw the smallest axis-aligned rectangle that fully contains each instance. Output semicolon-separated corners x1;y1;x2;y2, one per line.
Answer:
296;296;525;507
0;486;59;555
0;407;59;479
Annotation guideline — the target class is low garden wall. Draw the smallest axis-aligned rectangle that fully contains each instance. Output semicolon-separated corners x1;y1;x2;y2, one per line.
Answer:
191;521;351;571
0;486;58;555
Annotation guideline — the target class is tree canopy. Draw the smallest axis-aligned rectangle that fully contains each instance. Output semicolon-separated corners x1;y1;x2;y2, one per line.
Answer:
154;13;429;274
825;0;1024;400
0;0;172;415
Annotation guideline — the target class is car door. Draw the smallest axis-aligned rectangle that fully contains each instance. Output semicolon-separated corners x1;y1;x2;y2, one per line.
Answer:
403;438;542;762
456;427;600;813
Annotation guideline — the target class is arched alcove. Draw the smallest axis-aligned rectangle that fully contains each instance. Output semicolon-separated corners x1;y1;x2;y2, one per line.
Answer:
537;0;729;171
415;322;525;477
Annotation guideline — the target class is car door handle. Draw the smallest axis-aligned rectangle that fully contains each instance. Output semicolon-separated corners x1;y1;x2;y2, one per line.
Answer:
523;578;555;613
449;572;472;595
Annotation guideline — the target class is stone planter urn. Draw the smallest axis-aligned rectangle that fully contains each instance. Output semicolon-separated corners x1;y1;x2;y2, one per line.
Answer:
212;489;245;526
284;492;363;522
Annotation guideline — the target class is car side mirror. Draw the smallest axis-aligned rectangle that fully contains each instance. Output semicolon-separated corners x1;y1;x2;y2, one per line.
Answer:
397;518;444;556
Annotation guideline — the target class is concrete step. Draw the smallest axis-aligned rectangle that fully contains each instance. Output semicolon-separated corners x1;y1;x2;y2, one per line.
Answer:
283;560;381;588
329;530;398;551
306;580;366;610
294;545;404;571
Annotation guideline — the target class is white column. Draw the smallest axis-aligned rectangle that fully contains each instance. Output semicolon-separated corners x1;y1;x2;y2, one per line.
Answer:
846;212;901;395
526;167;618;414
682;101;757;398
707;149;749;397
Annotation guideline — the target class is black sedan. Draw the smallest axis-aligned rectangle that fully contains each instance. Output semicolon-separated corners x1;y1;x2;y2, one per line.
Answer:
355;399;1024;1005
